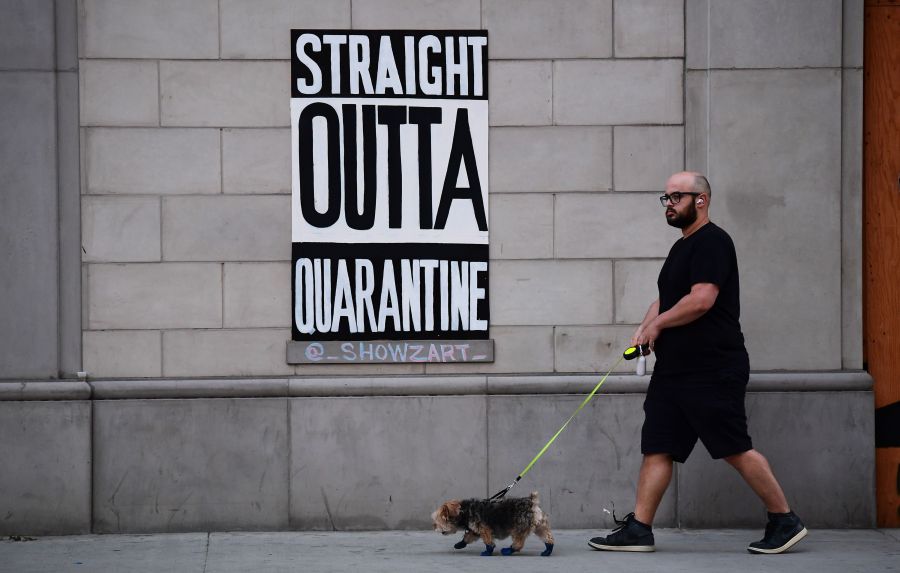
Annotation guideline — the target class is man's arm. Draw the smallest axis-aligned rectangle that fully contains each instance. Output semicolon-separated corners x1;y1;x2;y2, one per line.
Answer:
634;283;719;350
631;299;660;346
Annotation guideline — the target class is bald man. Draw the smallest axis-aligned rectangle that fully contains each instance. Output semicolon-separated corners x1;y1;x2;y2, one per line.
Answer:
588;172;807;555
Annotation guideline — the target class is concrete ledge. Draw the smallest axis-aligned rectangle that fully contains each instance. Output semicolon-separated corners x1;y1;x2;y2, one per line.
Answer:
0;371;872;401
97;371;873;399
488;374;645;394
748;370;872;391
491;370;873;394
289;376;487;397
0;381;91;401
90;378;289;400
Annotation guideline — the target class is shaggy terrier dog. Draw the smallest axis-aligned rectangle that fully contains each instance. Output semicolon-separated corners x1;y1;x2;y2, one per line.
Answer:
431;492;554;556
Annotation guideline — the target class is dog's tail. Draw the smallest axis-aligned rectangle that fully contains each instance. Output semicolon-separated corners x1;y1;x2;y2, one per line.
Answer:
529;491;547;526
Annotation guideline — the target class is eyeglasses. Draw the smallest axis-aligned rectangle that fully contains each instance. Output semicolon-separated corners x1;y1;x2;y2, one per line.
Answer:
659;192;701;207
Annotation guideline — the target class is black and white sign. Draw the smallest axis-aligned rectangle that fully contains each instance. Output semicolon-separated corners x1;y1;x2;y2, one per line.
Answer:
289;30;490;361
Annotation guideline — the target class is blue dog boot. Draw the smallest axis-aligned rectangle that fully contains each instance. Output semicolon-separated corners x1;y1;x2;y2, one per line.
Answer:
501;546;519;556
541;543;554;556
480;544;495;556
454;540;467;550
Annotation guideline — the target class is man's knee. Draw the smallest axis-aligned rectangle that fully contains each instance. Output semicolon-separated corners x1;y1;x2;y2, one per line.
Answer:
643;453;675;466
723;448;759;467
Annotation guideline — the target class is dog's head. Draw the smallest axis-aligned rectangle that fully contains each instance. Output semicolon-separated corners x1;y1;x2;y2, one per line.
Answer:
431;500;462;535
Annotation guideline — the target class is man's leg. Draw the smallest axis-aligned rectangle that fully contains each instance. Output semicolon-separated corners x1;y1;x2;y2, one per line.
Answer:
634;453;674;525
725;449;808;554
589;377;684;552
588;453;670;552
723;449;788;513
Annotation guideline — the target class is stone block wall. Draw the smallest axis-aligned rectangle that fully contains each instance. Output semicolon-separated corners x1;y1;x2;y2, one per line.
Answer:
685;0;861;371
0;0;872;537
79;0;692;379
0;2;862;380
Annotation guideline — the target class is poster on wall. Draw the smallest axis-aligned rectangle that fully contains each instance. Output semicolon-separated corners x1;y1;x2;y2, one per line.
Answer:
287;30;493;364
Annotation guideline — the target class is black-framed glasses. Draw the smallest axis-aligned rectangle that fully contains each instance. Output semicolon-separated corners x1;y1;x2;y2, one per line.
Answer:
659;192;701;207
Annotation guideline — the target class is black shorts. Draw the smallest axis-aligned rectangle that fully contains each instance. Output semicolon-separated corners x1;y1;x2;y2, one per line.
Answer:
641;368;752;463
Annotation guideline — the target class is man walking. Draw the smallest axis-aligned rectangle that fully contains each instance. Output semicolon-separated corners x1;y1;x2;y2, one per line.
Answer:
588;172;807;554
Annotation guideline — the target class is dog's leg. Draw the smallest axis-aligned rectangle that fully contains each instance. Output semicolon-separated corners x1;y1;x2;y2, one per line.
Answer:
501;533;527;556
535;517;554;556
454;530;478;549
478;527;495;556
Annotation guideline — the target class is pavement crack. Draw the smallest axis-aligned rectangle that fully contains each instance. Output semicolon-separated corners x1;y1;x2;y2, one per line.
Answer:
202;532;210;573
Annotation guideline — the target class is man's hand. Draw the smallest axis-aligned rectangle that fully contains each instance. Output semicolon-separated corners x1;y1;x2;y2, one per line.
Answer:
631;326;644;347
635;284;719;352
634;320;661;351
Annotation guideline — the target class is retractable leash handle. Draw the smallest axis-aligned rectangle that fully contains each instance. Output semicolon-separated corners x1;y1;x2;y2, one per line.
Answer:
623;344;649;376
488;348;632;501
622;344;650;360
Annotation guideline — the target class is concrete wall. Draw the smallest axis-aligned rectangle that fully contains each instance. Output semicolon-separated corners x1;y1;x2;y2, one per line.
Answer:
0;0;81;379
0;374;875;536
0;399;92;535
0;0;873;536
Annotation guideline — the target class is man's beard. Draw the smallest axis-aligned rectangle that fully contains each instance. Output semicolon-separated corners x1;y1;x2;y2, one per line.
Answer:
666;201;698;229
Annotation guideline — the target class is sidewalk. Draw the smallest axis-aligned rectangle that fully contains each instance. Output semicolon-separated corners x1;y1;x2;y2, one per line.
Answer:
2;529;898;573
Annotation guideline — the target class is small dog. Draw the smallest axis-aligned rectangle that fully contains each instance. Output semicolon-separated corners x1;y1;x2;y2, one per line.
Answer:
431;491;554;556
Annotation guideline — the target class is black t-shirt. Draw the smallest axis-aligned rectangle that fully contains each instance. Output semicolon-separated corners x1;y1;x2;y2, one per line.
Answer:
654;222;749;375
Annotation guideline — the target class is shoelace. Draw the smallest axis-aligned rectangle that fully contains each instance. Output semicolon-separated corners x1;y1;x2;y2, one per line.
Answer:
609;511;633;534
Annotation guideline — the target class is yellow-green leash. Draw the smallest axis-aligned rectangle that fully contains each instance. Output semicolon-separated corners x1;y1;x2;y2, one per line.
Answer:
488;345;647;501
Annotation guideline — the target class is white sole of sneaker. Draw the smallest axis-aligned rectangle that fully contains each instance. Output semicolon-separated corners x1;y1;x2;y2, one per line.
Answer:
587;541;655;552
747;527;808;554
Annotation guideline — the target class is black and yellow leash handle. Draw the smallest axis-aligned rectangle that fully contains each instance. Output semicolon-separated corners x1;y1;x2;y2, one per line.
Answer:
488;344;650;502
622;343;651;360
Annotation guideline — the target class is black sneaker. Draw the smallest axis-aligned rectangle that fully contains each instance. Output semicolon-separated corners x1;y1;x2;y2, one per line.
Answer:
588;512;655;552
747;511;808;554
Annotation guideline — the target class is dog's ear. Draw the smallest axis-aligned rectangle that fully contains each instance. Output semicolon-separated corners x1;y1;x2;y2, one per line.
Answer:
444;500;461;518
